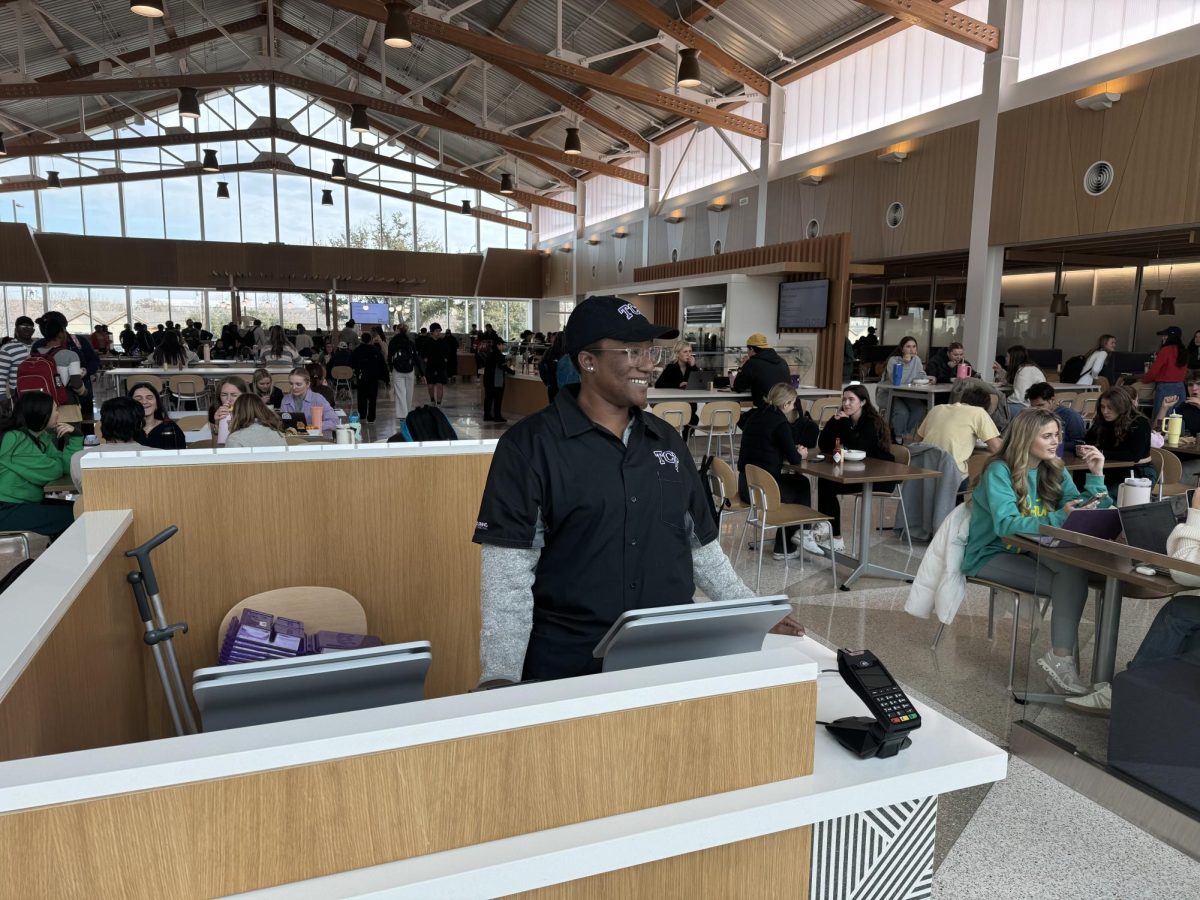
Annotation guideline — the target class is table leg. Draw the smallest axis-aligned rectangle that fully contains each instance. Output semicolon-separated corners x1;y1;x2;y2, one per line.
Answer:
1091;576;1123;684
831;482;917;589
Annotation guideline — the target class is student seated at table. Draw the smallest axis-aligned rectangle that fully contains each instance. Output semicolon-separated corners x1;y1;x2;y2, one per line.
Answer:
0;392;83;537
250;368;283;409
1066;488;1200;713
305;362;337;407
150;330;196;369
915;383;1001;490
213;324;240;360
926;342;973;383
257;325;302;367
1077;334;1117;386
1154;374;1200;484
207;376;248;445
737;384;822;559
71;397;149;491
882;336;927;441
1025;382;1086;456
1080;387;1153;494
964;408;1110;696
279;367;336;435
127;382;186;450
815;385;895;554
992;345;1045;418
225;394;288;448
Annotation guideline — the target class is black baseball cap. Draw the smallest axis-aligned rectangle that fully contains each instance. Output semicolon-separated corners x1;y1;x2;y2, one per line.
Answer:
14;316;33;328
1157;325;1183;339
565;295;678;354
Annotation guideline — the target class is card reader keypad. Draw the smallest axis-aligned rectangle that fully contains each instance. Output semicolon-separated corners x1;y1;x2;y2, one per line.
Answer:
871;686;919;724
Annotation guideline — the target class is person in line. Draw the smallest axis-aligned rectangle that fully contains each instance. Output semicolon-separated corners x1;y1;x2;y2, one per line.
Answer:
992;345;1045;418
90;324;112;355
71;397;150;491
128;382;186;449
207;376;248;445
38;320;86;425
482;338;515;424
737;383;823;558
925;342;973;383
250;368;284;409
882;336;927;440
257;325;301;367
854;326;879;352
338;318;360;351
1078;334;1117;386
280;367;336;435
1066;487;1200;713
212;323;240;360
964;408;1111;695
305;363;337;408
0;392;82;537
816;385;896;553
119;323;137;355
1081;387;1153;493
150;330;196;370
733;334;791;409
472;295;801;686
134;322;154;354
293;324;314;356
225;394;288;448
419;322;453;407
1025;382;1087;456
1142;324;1189;416
34;312;99;420
915;382;1002;490
350;331;388;424
0;316;35;406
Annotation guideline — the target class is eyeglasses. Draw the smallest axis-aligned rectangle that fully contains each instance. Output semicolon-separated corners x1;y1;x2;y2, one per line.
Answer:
582;346;668;366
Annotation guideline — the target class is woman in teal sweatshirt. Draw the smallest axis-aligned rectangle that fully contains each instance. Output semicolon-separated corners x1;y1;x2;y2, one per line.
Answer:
964;408;1110;696
0;392;83;537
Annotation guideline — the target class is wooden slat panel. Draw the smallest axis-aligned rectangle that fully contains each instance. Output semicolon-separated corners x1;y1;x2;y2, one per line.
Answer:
476;248;545;299
0;681;815;898
0;222;50;283
652;293;679;328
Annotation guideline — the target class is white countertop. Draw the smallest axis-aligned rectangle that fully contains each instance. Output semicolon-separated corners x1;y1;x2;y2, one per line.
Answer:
79;439;499;469
238;636;1007;899
647;388;752;403
0;511;133;707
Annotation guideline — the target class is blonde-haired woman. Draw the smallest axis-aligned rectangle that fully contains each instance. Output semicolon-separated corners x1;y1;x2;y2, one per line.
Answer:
655;340;701;389
963;408;1110;695
224;394;288;448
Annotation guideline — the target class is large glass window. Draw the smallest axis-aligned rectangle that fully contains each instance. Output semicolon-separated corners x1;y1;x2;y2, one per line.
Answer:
209;290;235;330
169;289;204;326
38;158;84;234
90;288;128;331
584;158;646;225
282;292;320;330
81;183;122;237
162;177;202;241
122;179;166;239
238;173;277;243
660;106;762;200
242;291;281;327
538;193;574;242
48;286;91;332
130;288;170;326
480;218;507;253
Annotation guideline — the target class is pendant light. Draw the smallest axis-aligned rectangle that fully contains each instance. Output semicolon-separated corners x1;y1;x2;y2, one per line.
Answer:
1142;288;1163;312
320;189;333;207
1049;292;1069;316
46;170;62;189
350;104;370;134
1160;296;1177;316
0;133;7;157
216;181;230;200
384;3;413;49
499;173;514;195
201;148;219;172
461;199;471;214
676;48;702;89
563;127;581;155
330;158;347;181
178;87;200;120
129;0;164;18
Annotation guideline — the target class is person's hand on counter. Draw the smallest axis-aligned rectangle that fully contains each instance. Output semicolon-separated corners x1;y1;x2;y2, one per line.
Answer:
769;614;805;637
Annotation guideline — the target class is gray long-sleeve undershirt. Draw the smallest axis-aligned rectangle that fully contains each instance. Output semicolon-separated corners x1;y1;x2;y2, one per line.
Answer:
478;539;754;685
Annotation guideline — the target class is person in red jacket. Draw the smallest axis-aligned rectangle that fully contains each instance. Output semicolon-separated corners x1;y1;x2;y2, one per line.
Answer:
1142;325;1189;416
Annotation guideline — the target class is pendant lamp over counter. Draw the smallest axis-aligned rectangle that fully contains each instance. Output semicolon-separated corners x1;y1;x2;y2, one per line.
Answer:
563;127;582;155
330;158;347;181
201;149;219;172
350;104;370;134
1049;292;1069;316
1142;288;1163;312
46;170;62;189
216;181;230;200
676;48;702;89
178;87;201;120
461;200;471;214
320;189;333;207
499;173;514;195
1160;296;1177;316
384;3;413;49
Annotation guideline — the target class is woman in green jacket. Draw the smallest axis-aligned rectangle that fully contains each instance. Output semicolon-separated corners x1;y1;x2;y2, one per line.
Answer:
964;408;1110;696
0;392;83;537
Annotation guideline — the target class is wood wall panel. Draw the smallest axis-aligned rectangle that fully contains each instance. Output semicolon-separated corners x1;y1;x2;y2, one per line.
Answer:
82;453;493;734
476;248;546;298
543;245;574;298
0;222;50;282
651;293;679;328
0;530;146;762
511;825;812;899
0;681;815;899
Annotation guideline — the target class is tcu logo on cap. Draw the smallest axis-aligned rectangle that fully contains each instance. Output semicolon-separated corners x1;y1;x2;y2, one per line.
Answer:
653;450;680;472
616;303;643;321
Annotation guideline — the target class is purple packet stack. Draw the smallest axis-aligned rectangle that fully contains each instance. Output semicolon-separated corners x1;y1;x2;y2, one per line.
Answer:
272;616;305;655
310;631;384;654
218;608;307;664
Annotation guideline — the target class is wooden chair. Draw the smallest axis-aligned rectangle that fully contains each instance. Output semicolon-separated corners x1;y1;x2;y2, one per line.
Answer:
959;451;991;500
215;587;367;658
691;399;741;464
128;373;164;394
649;401;691;435
1054;392;1079;414
737;464;833;592
1150;448;1190;498
707;457;751;552
272;374;293;391
167;374;208;411
1080;396;1098;423
809;397;841;427
330;365;354;400
173;413;209;432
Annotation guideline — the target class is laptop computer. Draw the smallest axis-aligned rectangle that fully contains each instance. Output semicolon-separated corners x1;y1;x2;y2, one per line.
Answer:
280;409;307;428
685;369;707;390
1119;497;1188;556
1038;508;1123;546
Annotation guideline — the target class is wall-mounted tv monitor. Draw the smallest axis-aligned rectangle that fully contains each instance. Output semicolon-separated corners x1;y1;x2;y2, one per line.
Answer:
778;280;830;329
352;302;390;325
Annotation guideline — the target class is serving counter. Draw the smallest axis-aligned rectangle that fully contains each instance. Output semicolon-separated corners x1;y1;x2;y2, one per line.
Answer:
503;373;550;417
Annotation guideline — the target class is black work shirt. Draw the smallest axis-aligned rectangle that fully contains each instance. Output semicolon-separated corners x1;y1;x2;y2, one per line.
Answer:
473;385;718;680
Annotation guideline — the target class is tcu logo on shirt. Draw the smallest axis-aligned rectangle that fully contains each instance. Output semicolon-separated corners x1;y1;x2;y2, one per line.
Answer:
653;450;680;472
616;303;643;321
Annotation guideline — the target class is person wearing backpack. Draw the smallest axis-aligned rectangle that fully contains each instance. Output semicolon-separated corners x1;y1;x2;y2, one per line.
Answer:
32;312;99;419
351;333;388;423
0;392;83;537
388;322;422;425
19;320;84;424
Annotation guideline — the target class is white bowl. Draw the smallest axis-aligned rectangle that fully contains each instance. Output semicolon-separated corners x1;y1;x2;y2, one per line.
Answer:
844;449;867;462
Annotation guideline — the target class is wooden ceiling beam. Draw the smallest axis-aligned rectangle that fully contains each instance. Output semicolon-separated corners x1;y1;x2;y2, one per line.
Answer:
606;0;770;96
1004;249;1148;268
853;0;999;52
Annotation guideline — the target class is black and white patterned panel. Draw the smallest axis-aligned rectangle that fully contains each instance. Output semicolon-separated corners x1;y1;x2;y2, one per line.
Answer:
810;795;935;900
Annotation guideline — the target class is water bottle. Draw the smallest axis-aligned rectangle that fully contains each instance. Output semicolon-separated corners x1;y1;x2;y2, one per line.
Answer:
956;362;970;380
348;412;361;442
891;361;903;385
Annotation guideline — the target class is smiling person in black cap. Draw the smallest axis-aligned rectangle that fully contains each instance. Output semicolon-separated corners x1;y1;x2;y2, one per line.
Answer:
1142;324;1189;416
472;295;802;686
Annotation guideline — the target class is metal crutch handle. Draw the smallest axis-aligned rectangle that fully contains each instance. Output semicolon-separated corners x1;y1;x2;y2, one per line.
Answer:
128;571;185;737
124;525;178;596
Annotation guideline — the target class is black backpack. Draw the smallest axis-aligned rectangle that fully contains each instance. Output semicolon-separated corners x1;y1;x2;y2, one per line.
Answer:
404;405;458;441
390;338;416;373
1059;354;1087;385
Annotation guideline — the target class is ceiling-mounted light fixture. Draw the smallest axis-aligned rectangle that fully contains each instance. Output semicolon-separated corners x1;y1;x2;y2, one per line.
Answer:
676;48;702;89
330;158;347;181
216;181;230;200
1049;291;1069;316
558;243;573;253
587;236;600;246
1160;296;1177;316
46;170;62;189
563;127;582;155
0;133;7;157
129;0;164;18
1143;288;1163;312
1075;91;1121;111
201;148;219;172
384;3;413;49
499;173;514;194
665;214;685;224
797;172;824;186
613;229;629;239
178;87;200;120
321;189;333;207
706;200;730;212
350;104;370;134
461;199;471;214
877;150;908;164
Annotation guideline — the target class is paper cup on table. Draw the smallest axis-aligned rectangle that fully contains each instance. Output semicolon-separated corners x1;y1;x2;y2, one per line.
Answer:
1117;477;1153;508
335;426;352;445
